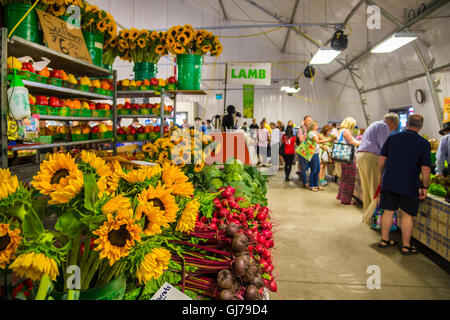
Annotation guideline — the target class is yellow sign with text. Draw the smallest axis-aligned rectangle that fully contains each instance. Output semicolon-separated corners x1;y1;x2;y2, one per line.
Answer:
36;9;92;64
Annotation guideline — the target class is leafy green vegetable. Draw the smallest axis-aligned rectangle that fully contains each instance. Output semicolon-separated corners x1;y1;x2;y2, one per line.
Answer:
429;183;446;197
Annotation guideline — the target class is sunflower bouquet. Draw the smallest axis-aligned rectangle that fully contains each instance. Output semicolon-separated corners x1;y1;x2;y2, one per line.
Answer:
80;1;117;41
141;127;222;174
166;24;223;57
115;28;168;64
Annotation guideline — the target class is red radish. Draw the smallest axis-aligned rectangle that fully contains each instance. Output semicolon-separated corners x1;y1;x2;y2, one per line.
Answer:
196;221;203;228
232;219;241;225
267;265;274;273
254;204;261;211
269;280;277;292
201;216;208;223
262;249;271;260
217;219;224;226
248;245;253;252
225;186;236;194
267;240;274;248
258;235;266;244
242;221;248;228
262;230;273;239
215;202;223;209
226;214;234;221
239;213;246;221
236;197;245;202
251;225;258;232
266;256;272;264
259;288;264;295
260;259;268;270
263;279;269;286
219;208;229;217
255;244;264;254
266;274;274;281
210;223;217;230
221;189;233;198
263;240;271;249
212;217;218;223
244;229;252;237
218;187;225;192
261;221;270;229
256;212;267;221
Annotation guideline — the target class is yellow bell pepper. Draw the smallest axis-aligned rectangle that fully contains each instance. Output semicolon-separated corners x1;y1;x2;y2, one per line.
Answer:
7;57;22;70
79;76;92;86
91;79;101;88
158;79;166;86
121;79;130;86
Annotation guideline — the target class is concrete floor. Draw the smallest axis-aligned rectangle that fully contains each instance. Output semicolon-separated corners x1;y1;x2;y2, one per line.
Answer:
267;170;450;300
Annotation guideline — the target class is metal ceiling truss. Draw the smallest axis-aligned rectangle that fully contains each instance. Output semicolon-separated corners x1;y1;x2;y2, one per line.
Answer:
348;68;370;127
281;0;300;53
325;0;449;80
218;0;229;21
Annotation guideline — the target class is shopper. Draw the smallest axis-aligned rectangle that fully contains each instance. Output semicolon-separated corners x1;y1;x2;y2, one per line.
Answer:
257;120;270;166
378;114;431;255
205;119;213;132
307;122;333;191
191;117;207;133
318;124;333;186
336;117;361;205
277;120;285;132
297;115;312;187
357;113;399;211
436;122;450;176
249;118;259;130
241;122;248;132
222;105;236;131
281;126;296;181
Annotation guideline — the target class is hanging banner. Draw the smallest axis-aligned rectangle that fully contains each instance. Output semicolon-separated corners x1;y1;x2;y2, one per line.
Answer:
36;9;92;64
444;97;450;123
227;63;271;85
243;84;254;119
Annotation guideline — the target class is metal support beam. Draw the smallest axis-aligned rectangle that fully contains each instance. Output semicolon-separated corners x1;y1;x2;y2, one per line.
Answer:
218;0;229;21
281;0;300;53
325;0;365;45
412;41;443;125
1;28;8;168
325;0;449;80
362;62;450;93
348;69;370;127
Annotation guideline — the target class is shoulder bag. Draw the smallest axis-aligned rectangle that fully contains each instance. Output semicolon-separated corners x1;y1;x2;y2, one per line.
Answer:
331;131;355;164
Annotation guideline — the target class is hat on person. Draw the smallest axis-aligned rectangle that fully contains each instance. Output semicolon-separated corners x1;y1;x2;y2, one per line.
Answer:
439;122;450;135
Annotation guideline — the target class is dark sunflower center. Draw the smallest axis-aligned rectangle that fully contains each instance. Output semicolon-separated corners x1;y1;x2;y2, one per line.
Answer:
149;198;165;211
107;225;130;247
0;234;11;252
50;169;70;185
143;215;150;230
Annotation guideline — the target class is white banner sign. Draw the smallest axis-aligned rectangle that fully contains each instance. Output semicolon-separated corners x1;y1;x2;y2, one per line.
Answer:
227;63;271;86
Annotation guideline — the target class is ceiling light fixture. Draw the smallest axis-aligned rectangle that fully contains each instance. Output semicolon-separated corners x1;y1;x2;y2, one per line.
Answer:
309;47;342;65
371;33;417;53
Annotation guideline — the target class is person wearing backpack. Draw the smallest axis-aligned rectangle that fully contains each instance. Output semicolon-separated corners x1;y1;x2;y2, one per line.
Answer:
281;125;297;181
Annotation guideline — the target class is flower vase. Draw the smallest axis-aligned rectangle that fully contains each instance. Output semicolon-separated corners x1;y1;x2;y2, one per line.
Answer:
176;54;203;90
4;3;43;44
133;62;157;81
82;31;104;66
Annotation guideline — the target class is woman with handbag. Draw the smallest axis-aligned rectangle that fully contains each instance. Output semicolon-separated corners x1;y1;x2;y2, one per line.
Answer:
307;122;333;191
319;125;333;186
335;117;361;204
281;125;296;181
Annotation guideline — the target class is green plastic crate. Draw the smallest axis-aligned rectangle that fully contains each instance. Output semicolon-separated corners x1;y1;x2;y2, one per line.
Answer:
139;85;150;91
80;109;91;117
165;83;176;91
72;133;90;141
33;105;48;115
118;109;130;115
38;135;53;144
48;77;62;86
48;107;59;116
18;70;37;82
106;90;114;96
79;84;90;92
69;109;81;116
104;110;111;118
117;134;126;142
137;133;148;141
54;133;69;141
140;108;151;115
36;75;48;84
59;107;70;117
126;134;136;141
63;81;76;89
150;85;159;91
129;86;137;91
92;132;106;140
92;110;106;117
95;88;103;95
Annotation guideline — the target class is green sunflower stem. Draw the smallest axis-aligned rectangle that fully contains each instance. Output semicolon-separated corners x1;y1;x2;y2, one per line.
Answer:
80;248;97;290
35;274;52;300
81;254;101;291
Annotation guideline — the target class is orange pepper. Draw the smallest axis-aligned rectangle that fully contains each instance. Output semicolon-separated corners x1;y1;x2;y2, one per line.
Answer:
143;79;150;86
38;67;50;78
60;70;68;81
100;80;110;90
73;99;81;109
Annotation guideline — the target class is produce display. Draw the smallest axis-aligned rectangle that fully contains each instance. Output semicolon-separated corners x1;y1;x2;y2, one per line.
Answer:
7;57;114;96
429;174;449;201
118;77;177;91
117;102;173;116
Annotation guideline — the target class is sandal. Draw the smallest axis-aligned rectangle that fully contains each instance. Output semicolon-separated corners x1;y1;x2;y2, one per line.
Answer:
378;239;397;248
400;245;418;255
318;187;324;191
310;187;319;192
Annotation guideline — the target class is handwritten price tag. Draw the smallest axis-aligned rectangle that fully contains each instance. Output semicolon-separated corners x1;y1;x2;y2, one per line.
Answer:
36;9;93;64
150;282;192;300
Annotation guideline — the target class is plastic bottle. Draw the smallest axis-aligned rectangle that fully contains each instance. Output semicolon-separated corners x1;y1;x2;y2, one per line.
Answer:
7;71;31;120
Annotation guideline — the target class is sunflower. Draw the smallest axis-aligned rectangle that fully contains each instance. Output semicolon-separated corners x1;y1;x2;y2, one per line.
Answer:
135;248;171;284
135;204;166;236
119;29;130;40
137;38;146;49
155;45;165;55
106;161;123;193
122;165;162;184
172;43;185;55
102;194;131;215
194;163;205;173
161;163;194;197
93;209;141;266
169;26;178;39
0;169;19;201
130;42;136;50
177;35;188;46
48;4;66;17
108;37;118;48
10;252;59;281
137;182;179;226
79;151;111;178
176;199;200;234
118;39;129;49
32;153;84;205
150;31;159;41
166;36;175;46
139;29;150;40
202;45;212;53
0;224;21;269
96;20;108;33
183;29;193;42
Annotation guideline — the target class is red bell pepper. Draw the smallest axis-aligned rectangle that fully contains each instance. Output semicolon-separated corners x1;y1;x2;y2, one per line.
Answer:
167;76;176;84
49;97;60;108
36;96;48;106
153;125;160;132
150;78;158;86
50;69;62;79
22;62;36;73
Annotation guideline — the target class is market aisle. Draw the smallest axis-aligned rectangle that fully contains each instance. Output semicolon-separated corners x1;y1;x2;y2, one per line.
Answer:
267;171;450;300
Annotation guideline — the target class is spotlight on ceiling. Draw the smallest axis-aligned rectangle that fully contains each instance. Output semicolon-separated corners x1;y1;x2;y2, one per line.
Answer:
371;33;417;53
304;65;316;79
330;30;348;51
310;47;342;65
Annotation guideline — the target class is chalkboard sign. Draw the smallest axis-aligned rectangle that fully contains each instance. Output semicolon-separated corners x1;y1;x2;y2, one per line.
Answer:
36;9;92;64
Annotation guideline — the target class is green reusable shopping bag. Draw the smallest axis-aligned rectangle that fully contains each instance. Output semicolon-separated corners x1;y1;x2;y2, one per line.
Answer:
295;132;316;162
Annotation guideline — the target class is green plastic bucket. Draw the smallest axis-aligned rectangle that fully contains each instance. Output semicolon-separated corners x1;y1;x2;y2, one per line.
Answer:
133;62;157;81
5;4;43;44
83;31;104;66
176;54;203;90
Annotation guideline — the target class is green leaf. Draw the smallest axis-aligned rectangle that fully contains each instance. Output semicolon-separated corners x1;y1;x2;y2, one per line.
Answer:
79;215;107;232
83;173;99;211
22;207;44;238
209;178;223;190
55;210;83;238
